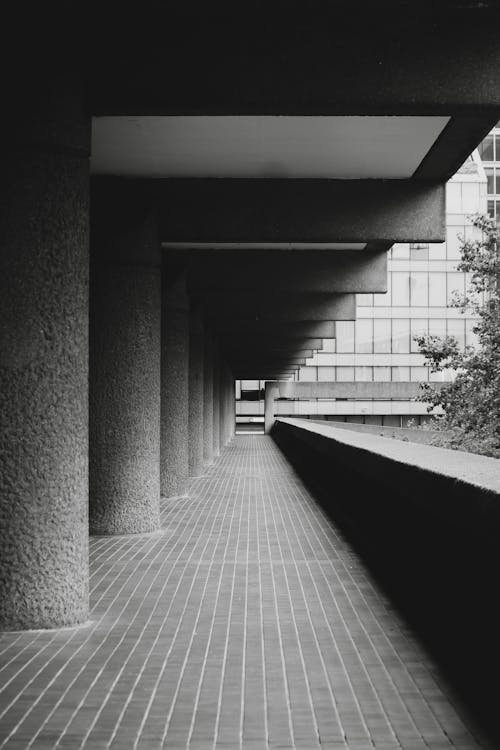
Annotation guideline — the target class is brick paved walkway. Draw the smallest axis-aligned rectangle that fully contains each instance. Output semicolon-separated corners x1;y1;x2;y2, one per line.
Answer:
0;436;490;749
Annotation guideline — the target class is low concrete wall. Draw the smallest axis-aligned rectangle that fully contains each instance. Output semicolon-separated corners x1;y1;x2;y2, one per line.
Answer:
307;419;452;446
272;417;500;739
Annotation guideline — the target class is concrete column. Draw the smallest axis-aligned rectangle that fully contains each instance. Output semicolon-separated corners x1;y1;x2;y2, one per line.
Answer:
213;343;221;457
203;330;214;465
188;304;205;476
0;82;90;629
161;269;189;499
265;381;280;434
90;184;161;535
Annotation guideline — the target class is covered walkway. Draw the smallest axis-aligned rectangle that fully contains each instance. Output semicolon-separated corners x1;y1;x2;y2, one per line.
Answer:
0;437;489;749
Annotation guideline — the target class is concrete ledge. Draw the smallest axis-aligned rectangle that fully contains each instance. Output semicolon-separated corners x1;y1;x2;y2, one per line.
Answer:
275;417;500;523
271;416;500;734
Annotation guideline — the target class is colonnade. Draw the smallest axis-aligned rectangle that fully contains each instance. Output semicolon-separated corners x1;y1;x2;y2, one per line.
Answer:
0;101;235;630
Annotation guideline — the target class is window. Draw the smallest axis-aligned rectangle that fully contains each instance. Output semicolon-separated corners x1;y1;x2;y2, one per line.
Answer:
429;273;447;306
355;320;373;353
486;167;495;194
391;243;409;260
392;272;410;306
479;135;494;161
336;321;355;353
429;319;446;338
410;366;429;382
446;229;462;260
465;319;479;349
409;244;429;260
357;293;373;306
373;319;391;353
392;366;410;381
373;366;391;382
411;320;428;353
447;273;465;305
355;366;373;381
410;273;428;306
447;319;465;351
336;367;355;382
392;319;410;353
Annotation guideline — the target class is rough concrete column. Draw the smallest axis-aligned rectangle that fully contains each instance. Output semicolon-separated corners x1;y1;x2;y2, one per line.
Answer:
203;330;214;465
213;343;221;458
90;184;161;535
265;381;280;434
188;305;205;476
161;269;190;499
0;81;90;629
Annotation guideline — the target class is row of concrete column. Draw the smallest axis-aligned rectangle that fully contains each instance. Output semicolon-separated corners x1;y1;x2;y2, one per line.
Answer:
0;122;235;631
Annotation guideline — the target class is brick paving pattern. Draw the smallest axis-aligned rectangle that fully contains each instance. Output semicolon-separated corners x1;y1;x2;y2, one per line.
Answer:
0;436;490;749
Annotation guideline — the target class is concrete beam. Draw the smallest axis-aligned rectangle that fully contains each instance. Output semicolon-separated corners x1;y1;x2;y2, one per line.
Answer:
91;8;500;125
216;321;335;339
157;180;444;243
204;292;356;322
278;381;426;399
176;249;388;294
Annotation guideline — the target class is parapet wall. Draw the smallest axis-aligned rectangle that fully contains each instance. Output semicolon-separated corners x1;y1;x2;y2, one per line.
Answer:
272;417;500;738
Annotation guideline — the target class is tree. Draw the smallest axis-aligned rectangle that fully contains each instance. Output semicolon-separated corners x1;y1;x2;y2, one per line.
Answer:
415;214;500;457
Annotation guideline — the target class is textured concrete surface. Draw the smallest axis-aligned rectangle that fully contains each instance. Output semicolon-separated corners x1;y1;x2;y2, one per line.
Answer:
0;115;90;629
90;191;161;534
0;436;491;749
203;330;214;465
161;270;190;499
277;418;500;496
188;305;205;477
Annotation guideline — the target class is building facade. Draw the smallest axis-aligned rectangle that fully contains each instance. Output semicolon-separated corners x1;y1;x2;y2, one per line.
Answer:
236;150;488;430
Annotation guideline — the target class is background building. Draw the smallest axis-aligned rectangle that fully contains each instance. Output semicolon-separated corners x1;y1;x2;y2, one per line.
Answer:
236;149;488;431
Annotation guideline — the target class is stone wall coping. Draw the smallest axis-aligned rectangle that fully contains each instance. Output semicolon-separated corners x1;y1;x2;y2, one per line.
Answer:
277;417;500;495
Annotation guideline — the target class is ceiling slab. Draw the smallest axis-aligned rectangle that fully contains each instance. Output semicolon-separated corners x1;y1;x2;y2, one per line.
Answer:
91;116;449;179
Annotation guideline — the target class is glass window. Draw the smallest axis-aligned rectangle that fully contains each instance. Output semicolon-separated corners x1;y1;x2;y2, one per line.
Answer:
447;273;465;305
465;319;479;349
409;245;429;260
446;229;462;260
392;366;410;381
429;272;447;306
429;319;446;339
411;319;428;353
429;242;446;260
411;366;429;382
336;321;355;353
318;367;335;381
496;135;500;161
391;243;409;259
392;272;410;306
357;293;373;306
373;366;391;382
486;167;495;194
447;319;465;351
410;272;428;306
496;170;500;194
392;319;410;353
488;199;495;219
336;367;355;382
373;319;391;353
479;135;494;160
355;366;373;381
355;319;373;353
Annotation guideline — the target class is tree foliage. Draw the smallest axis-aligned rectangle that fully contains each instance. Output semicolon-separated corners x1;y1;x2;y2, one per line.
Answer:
415;214;500;457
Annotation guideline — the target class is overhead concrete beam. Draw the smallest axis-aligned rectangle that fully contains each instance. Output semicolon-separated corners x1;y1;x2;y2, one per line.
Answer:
157;180;444;244
175;249;388;294
220;338;323;351
204;292;356;322
216;321;335;339
91;7;500;127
